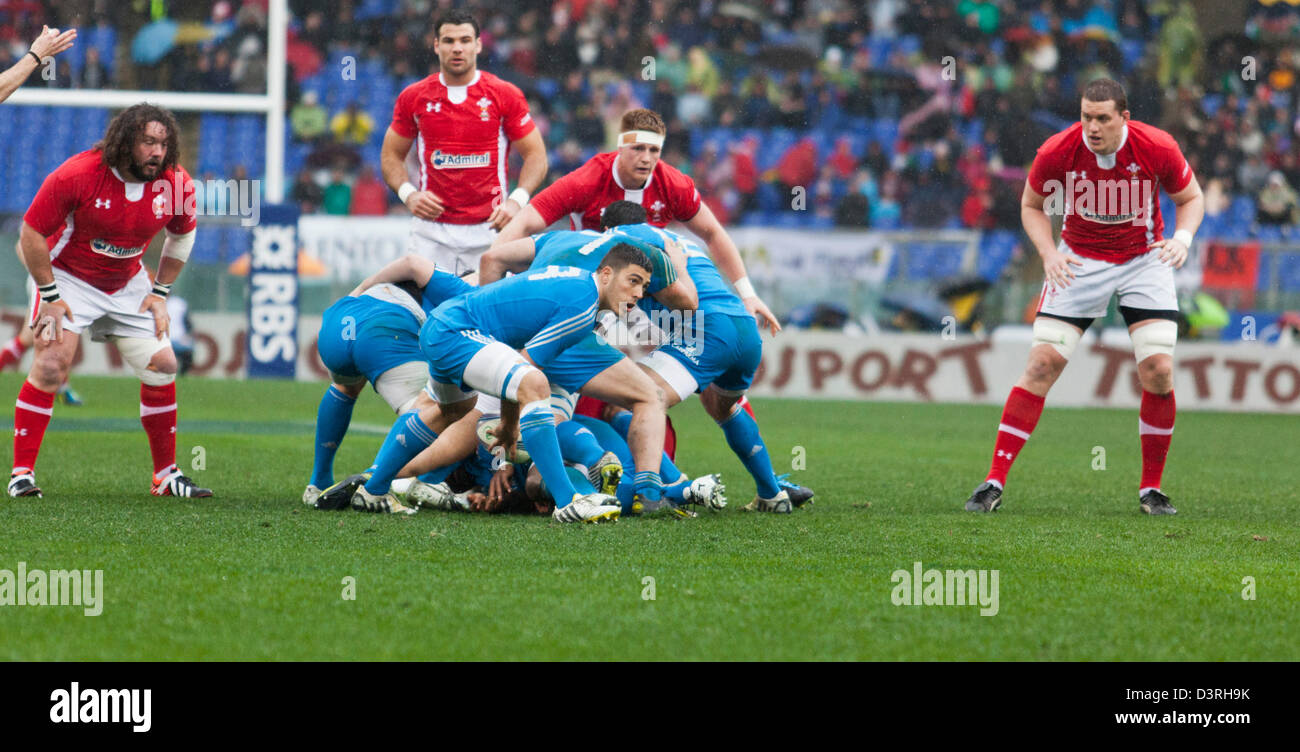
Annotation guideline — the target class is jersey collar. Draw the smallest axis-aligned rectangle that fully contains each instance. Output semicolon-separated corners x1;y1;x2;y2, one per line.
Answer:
611;153;653;192
1085;122;1128;169
110;167;147;202
439;70;481;88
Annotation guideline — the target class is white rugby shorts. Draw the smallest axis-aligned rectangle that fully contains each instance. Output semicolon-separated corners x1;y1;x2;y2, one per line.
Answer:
28;266;160;342
407;218;495;277
1037;242;1178;323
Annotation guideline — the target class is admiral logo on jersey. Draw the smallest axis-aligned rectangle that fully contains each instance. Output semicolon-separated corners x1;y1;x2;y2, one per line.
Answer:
90;239;146;258
431;150;491;170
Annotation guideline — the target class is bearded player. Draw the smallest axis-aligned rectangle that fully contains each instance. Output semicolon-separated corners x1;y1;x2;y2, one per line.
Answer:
381;9;548;276
964;79;1203;516
10;103;210;499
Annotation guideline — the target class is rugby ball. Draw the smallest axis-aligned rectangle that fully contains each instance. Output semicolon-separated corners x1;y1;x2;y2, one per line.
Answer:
476;417;531;464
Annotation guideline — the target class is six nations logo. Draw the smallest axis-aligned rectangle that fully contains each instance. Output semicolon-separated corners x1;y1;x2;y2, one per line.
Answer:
430;150;491;169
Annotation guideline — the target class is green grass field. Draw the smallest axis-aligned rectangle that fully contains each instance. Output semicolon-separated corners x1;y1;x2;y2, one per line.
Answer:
1;373;1296;661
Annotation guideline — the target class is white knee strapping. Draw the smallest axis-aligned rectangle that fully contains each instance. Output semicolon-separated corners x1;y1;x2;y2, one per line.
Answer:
1032;317;1082;360
112;335;174;385
1130;319;1177;363
550;385;577;421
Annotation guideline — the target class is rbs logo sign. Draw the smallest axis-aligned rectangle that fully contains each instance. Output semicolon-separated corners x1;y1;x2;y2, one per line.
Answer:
247;206;300;379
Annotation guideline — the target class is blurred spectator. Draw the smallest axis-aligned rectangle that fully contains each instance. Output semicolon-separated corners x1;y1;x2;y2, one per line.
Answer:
828;137;858;179
80;47;109;89
204;48;235;93
322;169;352;216
291;91;328;144
349;166;389;216
290;168;324;214
777;137;818;197
330;102;374;146
1257;171;1299;225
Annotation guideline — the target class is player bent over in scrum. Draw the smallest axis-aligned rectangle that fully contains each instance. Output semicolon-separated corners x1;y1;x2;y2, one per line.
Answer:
480;200;699;516
336;245;654;522
304;254;474;507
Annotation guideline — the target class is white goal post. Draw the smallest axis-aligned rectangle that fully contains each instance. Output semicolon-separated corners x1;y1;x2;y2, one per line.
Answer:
6;0;289;203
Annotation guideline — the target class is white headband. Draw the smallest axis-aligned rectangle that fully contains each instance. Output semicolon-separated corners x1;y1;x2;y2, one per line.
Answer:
619;130;665;147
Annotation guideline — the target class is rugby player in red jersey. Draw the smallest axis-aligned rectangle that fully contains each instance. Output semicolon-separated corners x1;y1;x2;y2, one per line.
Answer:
965;79;1204;516
494;107;781;333
381;9;548;276
10;104;211;499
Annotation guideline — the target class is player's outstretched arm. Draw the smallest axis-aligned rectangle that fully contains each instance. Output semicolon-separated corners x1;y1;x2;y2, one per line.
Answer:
682;202;781;332
381;127;443;220
478;237;537;285
0;26;76;103
348;253;438;296
1021;181;1081;290
1150;177;1204;269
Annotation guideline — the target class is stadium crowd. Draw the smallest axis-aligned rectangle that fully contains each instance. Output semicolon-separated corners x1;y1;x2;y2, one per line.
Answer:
1;0;1299;232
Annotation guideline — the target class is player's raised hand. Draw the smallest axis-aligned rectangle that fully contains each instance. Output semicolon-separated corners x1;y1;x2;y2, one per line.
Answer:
745;296;782;334
139;294;170;340
30;26;77;59
1041;247;1084;290
32;298;73;343
486;197;522;231
404;190;444;221
1150;237;1189;269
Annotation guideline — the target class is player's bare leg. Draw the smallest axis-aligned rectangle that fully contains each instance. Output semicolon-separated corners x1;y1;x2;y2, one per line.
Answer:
580;359;669;508
966;319;1078;512
9;330;78;497
1131;319;1178;515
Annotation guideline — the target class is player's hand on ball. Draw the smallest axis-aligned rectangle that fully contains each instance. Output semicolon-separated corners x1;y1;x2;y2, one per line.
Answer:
30;25;76;59
139;294;170;339
745;296;782;333
1150;237;1188;269
486;198;521;231
405;190;444;221
1041;248;1083;290
488;421;519;463
32;299;73;343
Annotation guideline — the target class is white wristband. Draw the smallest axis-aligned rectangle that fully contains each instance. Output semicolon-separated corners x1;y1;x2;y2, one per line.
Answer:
1173;229;1194;248
733;276;757;299
508;187;530;206
398;182;417;204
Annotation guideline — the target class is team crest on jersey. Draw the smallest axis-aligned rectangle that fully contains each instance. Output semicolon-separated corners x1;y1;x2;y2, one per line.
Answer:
477;96;492;121
152;194;168;219
430;150;491;169
648;200;665;223
90;239;145;258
